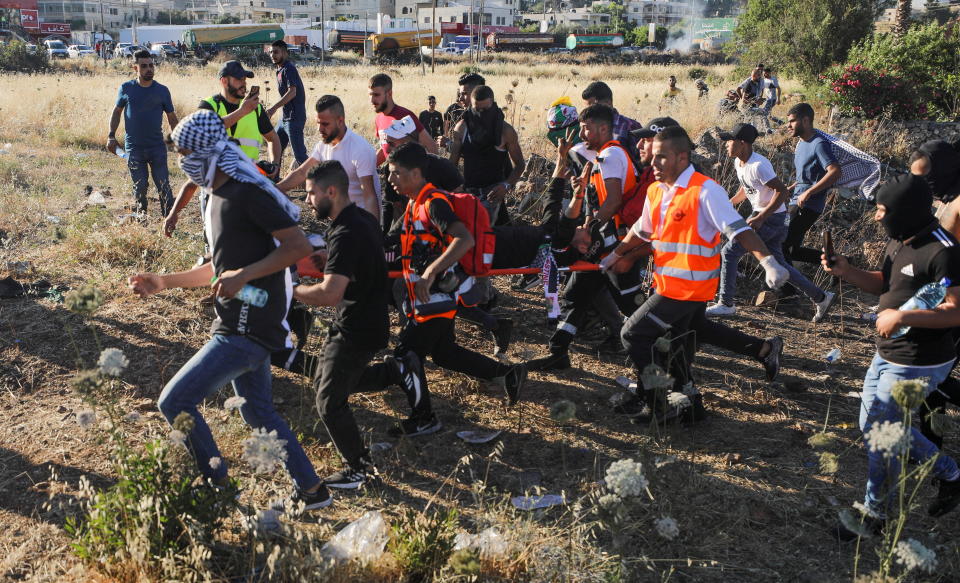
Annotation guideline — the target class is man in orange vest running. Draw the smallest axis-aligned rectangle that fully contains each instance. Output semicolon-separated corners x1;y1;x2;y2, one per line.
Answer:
367;143;526;436
601;126;790;423
528;104;647;370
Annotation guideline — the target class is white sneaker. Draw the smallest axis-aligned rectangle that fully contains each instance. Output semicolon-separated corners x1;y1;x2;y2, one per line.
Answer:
706;303;736;317
812;291;837;323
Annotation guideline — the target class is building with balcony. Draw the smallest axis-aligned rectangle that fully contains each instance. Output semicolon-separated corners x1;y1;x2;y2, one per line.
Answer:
520;6;610;29
624;0;691;27
397;0;517;27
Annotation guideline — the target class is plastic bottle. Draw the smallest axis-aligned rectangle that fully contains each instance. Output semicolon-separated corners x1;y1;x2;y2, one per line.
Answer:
211;277;268;307
891;277;951;339
115;146;128;159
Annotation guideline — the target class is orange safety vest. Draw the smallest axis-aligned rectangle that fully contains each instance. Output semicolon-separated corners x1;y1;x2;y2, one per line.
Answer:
647;172;721;302
590;140;638;231
401;183;458;322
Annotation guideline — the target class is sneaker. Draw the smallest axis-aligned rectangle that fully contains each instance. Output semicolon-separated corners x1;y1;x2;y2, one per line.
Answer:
324;463;376;490
614;394;651;419
679;393;708;424
511;273;540;291
269;484;333;513
812;291;837;323
388;413;443;437
503;363;526;406
705;303;736;317
760;336;783;382
387;351;428;411
928;477;960;517
492;318;514;356
526;351;571;371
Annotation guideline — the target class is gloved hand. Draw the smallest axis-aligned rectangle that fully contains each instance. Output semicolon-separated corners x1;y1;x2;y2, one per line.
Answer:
760;255;789;289
598;250;622;272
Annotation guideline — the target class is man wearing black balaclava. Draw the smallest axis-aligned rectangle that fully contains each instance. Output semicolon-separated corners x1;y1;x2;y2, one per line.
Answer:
824;174;960;537
446;85;526;226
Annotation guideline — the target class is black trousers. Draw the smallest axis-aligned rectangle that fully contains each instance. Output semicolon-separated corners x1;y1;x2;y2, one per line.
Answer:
314;330;377;468
782;206;823;266
921;327;960;449
549;267;644;353
621;293;764;392
356;316;508;418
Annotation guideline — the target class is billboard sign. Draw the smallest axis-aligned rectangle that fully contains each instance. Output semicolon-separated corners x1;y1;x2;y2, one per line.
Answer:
20;8;39;29
40;22;71;35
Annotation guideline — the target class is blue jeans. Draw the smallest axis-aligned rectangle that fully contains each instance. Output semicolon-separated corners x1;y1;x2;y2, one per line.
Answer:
860;353;959;515
127;144;173;214
717;212;824;306
276;115;307;167
157;334;320;490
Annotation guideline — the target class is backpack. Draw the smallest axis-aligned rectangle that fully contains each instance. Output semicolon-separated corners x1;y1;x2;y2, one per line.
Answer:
413;189;496;276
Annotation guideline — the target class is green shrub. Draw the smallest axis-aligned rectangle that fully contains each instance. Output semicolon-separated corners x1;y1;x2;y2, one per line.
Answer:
0;40;49;72
389;507;459;581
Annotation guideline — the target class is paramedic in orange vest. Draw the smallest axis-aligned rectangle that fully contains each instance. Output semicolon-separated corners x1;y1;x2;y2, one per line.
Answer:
601;126;790;423
373;143;526;437
527;103;646;371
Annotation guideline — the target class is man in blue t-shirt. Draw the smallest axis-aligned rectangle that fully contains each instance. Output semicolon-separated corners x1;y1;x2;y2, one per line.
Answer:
782;103;841;270
107;49;179;215
267;40;307;167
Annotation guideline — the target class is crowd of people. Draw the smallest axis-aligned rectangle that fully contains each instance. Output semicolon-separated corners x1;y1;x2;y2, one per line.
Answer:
109;41;960;529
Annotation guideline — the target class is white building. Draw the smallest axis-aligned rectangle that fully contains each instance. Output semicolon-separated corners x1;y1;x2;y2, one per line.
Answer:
624;0;692;27
520;6;610;28
38;0;174;32
397;0;518;27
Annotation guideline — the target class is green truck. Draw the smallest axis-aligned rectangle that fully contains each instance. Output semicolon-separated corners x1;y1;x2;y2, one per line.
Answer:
182;25;284;47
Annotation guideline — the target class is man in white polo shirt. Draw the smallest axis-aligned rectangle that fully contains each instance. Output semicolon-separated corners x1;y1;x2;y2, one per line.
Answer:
278;95;380;221
706;123;835;323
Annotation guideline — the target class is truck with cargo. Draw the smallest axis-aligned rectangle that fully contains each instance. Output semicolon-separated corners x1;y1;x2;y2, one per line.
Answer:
565;33;625;51
182;25;283;47
485;32;554;51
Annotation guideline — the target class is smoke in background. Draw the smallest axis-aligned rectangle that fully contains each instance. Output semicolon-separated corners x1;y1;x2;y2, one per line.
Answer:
665;0;705;52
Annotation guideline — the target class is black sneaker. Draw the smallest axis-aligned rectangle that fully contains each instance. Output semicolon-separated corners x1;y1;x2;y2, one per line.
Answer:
269;484;333;513
526;352;571;371
492;318;514;356
324;463;376;490
503;363;526;406
614;395;652;420
511;273;540;291
388;413;443;437
760;336;783;382
387;351;428;411
679;393;708;424
928;477;960;517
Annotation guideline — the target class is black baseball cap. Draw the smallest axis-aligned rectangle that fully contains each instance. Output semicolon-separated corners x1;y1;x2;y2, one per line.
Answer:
719;123;759;144
218;60;254;80
630;117;680;139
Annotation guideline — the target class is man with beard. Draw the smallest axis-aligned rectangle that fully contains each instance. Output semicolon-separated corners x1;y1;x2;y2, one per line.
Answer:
419;96;444;139
107;49;179;215
198;60;282;172
826;174;960;537
446;85;525;225
277;95;380;221
293;160;390;490
129;111;331;513
369;73;438;230
266;40;307;168
581;81;642;163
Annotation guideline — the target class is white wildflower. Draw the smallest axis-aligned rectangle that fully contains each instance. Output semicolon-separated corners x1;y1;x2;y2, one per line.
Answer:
894;538;938;574
168;429;187;448
97;348;129;377
604;459;648;499
224;396;247;411
865;421;912;459
653;336;671;353
666;392;691;409
598;493;621;508
655;517;680;540
639;364;673;391
209;457;222;470
76;409;96;429
242;428;288;473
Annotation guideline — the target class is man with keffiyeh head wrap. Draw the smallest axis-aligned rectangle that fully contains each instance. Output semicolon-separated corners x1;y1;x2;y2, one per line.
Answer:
128;110;333;514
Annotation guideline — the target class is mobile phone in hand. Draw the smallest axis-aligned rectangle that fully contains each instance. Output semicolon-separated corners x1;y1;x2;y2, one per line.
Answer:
248;85;260;98
823;229;835;267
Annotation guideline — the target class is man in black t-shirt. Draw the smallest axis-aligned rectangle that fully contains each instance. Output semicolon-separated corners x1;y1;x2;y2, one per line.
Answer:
293;161;390;490
825;174;960;534
419;96;444;139
130;111;330;513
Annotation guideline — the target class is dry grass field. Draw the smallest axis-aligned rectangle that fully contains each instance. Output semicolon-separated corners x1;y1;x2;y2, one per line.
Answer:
0;59;957;582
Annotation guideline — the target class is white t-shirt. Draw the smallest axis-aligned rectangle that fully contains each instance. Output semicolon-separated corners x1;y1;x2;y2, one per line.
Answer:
735;152;786;214
596;144;632;184
764;76;780;100
310;128;380;211
632;164;749;243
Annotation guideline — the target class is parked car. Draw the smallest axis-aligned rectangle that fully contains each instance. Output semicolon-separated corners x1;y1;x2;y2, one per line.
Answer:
149;43;181;59
44;40;69;59
67;44;96;58
25;43;38;54
114;43;146;58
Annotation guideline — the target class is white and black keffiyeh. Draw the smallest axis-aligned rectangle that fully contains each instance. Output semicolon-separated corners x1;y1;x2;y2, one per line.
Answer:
815;129;882;200
171;110;300;221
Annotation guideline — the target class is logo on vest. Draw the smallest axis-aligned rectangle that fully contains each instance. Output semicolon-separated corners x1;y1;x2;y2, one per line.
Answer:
673;210;687;222
900;264;914;277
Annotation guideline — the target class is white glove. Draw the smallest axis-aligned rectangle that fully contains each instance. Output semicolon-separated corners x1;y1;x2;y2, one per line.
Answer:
760;255;789;289
598;250;622;272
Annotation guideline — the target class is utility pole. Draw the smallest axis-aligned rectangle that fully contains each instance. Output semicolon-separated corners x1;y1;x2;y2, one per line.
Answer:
431;0;436;72
320;0;325;64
